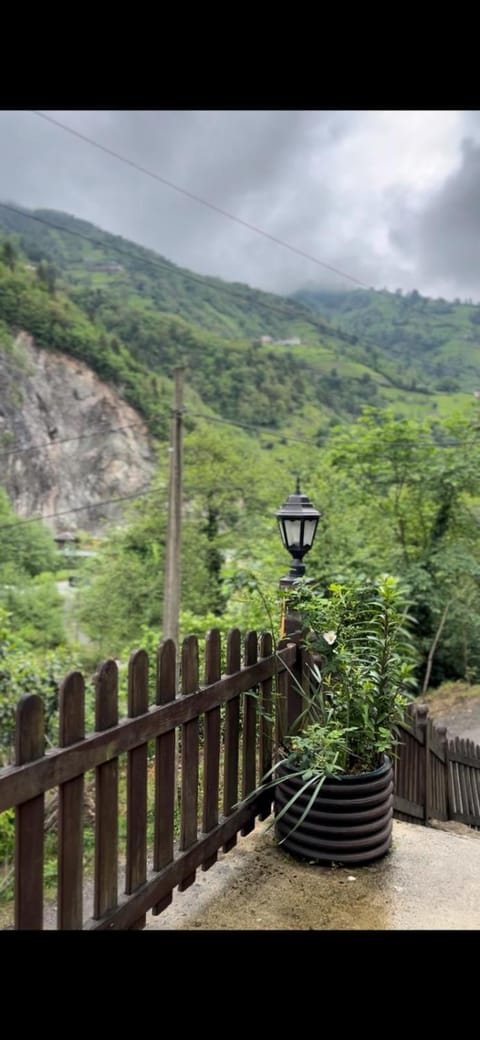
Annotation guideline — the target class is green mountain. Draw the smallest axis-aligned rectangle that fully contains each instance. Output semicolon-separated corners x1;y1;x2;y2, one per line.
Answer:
0;204;474;440
292;286;480;395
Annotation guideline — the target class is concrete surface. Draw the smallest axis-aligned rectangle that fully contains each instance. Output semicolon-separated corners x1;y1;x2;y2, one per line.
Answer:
144;818;480;930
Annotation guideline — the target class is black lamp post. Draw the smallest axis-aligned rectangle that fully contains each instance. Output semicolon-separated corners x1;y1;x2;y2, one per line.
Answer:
276;477;321;588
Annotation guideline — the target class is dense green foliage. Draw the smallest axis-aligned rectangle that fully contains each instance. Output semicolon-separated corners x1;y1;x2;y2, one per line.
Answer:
0;490;64;648
0;607;78;764
1;205;472;436
293;286;480;393
282;574;417;773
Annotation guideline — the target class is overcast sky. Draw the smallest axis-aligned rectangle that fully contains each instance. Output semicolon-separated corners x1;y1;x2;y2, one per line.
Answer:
1;109;480;302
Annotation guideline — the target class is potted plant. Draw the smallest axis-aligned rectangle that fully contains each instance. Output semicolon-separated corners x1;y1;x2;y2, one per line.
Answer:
257;573;417;865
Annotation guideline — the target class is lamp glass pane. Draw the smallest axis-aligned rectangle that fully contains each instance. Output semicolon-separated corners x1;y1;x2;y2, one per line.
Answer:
284;518;302;549
278;520;287;548
303;518;318;548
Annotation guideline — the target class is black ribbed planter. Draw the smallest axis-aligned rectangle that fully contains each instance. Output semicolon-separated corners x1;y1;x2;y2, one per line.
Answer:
274;756;393;865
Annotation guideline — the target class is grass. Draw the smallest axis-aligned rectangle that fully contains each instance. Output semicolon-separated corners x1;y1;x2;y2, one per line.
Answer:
423;680;480;711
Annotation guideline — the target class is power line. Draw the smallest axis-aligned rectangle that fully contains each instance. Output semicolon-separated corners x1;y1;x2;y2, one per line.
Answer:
187;411;320;447
31;110;370;291
0;200;411;391
0;420;148;460
186;410;475;449
0;390;472;471
0;487;162;532
0;410;474;535
0;200;336;332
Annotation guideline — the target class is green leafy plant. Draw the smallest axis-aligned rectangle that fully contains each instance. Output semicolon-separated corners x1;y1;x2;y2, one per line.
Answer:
248;574;418;842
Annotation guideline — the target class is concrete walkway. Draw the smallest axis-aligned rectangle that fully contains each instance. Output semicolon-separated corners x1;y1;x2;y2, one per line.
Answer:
145;818;480;930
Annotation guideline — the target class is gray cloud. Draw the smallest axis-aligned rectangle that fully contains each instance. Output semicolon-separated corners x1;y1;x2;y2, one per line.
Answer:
390;137;480;298
0;110;479;300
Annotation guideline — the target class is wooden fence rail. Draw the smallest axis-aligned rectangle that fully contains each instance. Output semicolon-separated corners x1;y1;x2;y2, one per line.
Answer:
393;703;480;830
0;629;296;931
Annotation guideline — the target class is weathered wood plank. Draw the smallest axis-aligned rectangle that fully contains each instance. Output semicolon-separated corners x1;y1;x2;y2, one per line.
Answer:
449;738;461;816
15;696;44;930
258;632;273;821
58;672;85;930
404;728;413;808
126;649;149;930
448;748;480;769
241;631;258;836
179;636;199;892
223;628;241;853
84;792;265;931
415;705;428;821
152;638;176;916
393;729;406;805
0;644;296;813
275;637;289;746
469;741;480;819
411;705;426;746
457;738;470;819
451;809;480;827
94;660;119;920
462;739;476;821
393;794;425;820
202;629;221;871
435;726;448;818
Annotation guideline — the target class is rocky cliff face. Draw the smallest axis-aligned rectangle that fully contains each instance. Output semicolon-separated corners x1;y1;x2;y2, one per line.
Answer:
0;333;156;533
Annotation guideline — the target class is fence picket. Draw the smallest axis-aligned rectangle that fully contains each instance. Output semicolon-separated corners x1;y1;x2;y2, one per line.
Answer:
458;738;470;819
223;629;241;853
58;672;85;929
463;739;475;820
258;632;273;820
94;660;119;920
473;745;480;819
436;726;448;820
202;629;221;871
15;695;44;930
450;738;461;816
179;636;199;891
241;631;258;836
152;638;176;915
126;649;149;930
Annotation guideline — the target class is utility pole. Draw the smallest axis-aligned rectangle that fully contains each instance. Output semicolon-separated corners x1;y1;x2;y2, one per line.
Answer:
162;365;185;651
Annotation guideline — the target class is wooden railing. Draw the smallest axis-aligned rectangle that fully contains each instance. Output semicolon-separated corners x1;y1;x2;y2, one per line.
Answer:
394;703;480;829
1;633;479;931
0;629;296;930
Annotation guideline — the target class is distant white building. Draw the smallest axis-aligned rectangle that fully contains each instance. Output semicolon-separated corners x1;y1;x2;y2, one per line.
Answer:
260;335;301;346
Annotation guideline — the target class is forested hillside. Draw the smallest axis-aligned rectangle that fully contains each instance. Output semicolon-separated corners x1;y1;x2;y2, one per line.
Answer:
1;203;472;435
293;286;480;394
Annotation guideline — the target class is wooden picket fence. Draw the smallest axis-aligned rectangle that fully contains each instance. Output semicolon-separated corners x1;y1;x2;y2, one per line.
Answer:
394;702;480;829
0;629;296;930
1;632;480;930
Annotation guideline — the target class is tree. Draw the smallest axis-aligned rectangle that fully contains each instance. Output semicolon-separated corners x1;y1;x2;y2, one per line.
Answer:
36;260;56;295
323;407;480;684
0;489;59;577
1;239;16;271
